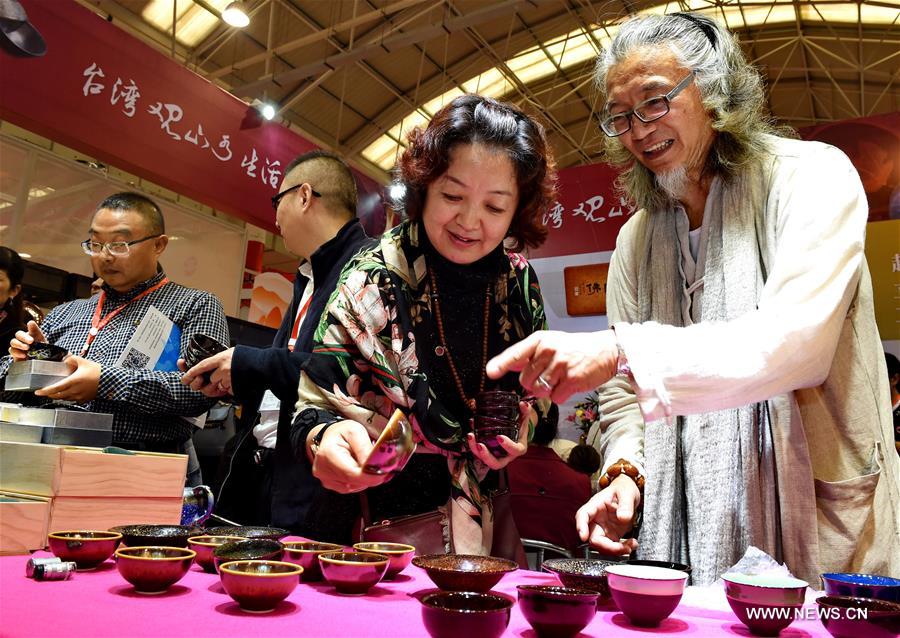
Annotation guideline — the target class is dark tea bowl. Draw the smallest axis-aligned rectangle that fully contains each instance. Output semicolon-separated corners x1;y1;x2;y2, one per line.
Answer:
517;585;599;638
109;524;198;548
48;530;122;569
542;558;622;605
203;526;289;541
353;542;416;579
282;541;343;582
219;560;302;613
213;539;284;573
413;554;517;593
183;333;227;369
318;551;390;595
420;590;514;638
114;546;195;594
816;595;900;638
25;342;69;362
187;535;244;573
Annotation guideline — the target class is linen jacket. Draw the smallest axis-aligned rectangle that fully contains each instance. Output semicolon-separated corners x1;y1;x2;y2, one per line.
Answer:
597;135;900;583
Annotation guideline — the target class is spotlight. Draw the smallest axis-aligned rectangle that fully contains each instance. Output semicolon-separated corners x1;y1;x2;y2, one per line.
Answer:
222;1;250;28
261;103;276;120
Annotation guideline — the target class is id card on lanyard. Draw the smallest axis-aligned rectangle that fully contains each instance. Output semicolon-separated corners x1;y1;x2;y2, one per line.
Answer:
80;278;169;356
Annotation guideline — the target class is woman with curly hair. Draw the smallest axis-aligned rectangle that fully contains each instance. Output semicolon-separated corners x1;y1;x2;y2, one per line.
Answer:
289;94;558;556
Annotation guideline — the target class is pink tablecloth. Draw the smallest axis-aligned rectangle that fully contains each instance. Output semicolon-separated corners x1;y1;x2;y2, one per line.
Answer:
0;548;831;638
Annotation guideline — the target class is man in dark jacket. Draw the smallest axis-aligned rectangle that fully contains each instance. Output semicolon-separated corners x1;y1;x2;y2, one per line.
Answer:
182;150;371;530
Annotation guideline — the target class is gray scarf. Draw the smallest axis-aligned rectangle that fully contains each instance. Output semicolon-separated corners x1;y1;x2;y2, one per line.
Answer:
636;164;790;584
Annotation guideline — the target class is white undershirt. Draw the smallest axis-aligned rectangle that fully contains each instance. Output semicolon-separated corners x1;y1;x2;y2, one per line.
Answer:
253;261;314;449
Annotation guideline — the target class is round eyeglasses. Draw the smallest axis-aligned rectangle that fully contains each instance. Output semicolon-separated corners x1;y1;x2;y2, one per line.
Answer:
81;234;161;257
599;72;695;137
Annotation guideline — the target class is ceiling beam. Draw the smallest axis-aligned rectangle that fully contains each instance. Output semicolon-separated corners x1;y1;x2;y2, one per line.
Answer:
230;0;555;96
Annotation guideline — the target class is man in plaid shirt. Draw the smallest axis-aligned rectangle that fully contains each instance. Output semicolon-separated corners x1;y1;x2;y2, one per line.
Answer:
2;192;228;472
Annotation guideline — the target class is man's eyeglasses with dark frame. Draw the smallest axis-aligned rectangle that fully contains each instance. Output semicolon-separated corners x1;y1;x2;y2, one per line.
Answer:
599;71;695;137
80;234;162;257
271;183;321;211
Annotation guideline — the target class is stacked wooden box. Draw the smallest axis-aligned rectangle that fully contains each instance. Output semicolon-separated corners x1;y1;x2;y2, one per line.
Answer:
0;441;187;555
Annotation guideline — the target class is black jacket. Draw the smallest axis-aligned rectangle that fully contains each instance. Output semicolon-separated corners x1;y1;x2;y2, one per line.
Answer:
229;218;372;530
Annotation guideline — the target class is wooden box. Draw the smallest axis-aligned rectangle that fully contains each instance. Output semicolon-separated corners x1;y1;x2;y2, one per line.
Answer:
0;442;187;553
0;441;187;498
0;491;51;555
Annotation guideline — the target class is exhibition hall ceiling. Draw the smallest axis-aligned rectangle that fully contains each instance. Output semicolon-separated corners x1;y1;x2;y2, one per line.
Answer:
83;0;900;182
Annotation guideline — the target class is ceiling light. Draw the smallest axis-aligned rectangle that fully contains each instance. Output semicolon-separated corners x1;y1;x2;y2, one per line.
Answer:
221;1;250;28
389;182;406;202
260;103;276;120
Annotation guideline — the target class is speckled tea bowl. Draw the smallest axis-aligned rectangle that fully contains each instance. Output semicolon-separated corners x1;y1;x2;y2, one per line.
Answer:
541;558;622;603
413;554;517;593
114;546;195;594
420;590;514;638
319;551;390;595
517;585;599;638
203;526;290;541
353;542;416;579
606;564;688;627
816;595;900;638
109;524;198;548
723;572;809;636
187;535;244;573
821;573;900;603
213;539;284;573
219;560;303;613
48;530;122;569
282;541;343;582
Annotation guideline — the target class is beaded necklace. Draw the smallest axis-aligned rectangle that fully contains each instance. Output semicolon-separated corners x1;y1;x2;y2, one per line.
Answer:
428;265;491;412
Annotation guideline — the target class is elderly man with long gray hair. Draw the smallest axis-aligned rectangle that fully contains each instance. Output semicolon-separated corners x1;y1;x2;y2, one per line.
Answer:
487;12;900;584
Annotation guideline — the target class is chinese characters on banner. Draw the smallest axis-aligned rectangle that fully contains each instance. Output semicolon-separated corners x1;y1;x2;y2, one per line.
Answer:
81;62;282;191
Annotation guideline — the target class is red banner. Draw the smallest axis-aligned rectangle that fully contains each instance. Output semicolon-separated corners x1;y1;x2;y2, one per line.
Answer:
529;162;629;259
0;0;384;234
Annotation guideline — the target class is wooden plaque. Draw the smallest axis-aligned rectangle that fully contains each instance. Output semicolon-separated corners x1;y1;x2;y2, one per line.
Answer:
563;263;610;316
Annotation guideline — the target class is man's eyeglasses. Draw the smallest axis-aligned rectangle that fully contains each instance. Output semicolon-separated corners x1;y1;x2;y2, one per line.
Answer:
81;234;161;257
271;184;321;211
599;72;695;137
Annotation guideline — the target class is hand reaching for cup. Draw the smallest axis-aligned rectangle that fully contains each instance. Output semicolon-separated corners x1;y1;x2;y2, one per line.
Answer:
8;321;47;361
486;329;620;403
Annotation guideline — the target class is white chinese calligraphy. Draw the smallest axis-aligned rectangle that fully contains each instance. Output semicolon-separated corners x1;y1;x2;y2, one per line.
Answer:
110;78;140;118
542;201;564;229
241;148;259;176
82;63;105;97
572;195;606;223
262;158;282;189
147;102;184;140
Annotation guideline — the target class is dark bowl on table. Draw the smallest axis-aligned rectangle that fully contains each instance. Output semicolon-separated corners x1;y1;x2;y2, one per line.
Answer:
187;535;244;573
318;551;390;595
517;585;599;638
109;524;198;548
821;573;900;603
213;539;284;574
412;554;517;593
419;590;513;638
816;595;900;638
353;542;416;579
114;546;195;594
24;342;69;362
48;530;122;569
219;560;303;613
625;559;692;576
203;526;290;541
282;541;343;582
542;558;622;603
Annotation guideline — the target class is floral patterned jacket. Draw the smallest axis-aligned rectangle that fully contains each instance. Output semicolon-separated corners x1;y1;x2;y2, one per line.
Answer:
295;220;547;553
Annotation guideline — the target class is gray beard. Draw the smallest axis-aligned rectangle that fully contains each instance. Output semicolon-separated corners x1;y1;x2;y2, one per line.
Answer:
655;166;688;201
